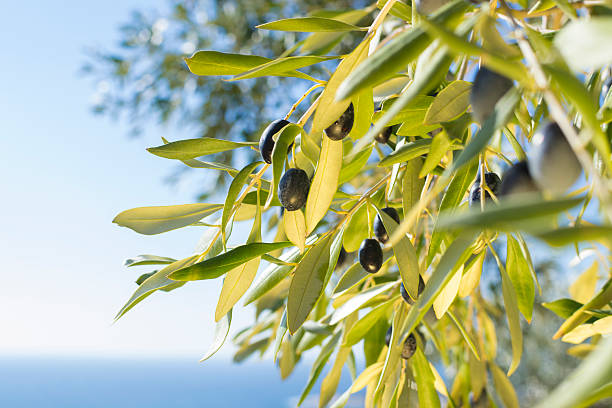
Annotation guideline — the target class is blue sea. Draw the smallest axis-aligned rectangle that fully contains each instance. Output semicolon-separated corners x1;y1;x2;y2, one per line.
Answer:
0;356;362;407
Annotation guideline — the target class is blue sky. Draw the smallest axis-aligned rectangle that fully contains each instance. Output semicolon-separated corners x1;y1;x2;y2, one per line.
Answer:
0;1;254;357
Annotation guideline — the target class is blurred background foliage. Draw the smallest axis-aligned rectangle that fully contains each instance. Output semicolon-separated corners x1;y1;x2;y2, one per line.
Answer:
82;1;608;406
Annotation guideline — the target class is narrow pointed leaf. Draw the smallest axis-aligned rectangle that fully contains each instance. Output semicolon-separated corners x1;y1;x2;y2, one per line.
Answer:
412;349;441;408
201;310;232;361
284;209;306;254
257;17;364;32
424;80;472;125
506;235;535;322
124;255;176;267
222;161;262;238
231;55;338;80
147;138;255;161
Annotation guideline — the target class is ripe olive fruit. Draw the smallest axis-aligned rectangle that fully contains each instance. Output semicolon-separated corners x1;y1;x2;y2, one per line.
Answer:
469;172;501;207
359;238;383;274
385;326;392;347
375;126;392;144
336;247;347;270
528;121;582;194
400;274;425;305
325;103;354;141
278;168;310;211
414;0;451;14
470;67;513;124
373;207;400;243
401;333;417;360
259;119;290;164
499;161;540;197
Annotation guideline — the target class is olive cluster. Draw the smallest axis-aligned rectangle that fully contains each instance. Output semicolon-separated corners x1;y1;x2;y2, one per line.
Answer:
470;67;582;204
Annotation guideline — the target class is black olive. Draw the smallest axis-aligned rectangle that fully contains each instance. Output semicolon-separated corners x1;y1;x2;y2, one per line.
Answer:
400;275;425;305
385;326;393;347
325;103;354;141
470;67;513;124
358;238;383;274
401;333;417;359
527;121;582;194
499;161;540;197
469;172;501;207
373;207;400;243
336;247;347;269
375;126;392;144
278;168;310;211
259;119;290;164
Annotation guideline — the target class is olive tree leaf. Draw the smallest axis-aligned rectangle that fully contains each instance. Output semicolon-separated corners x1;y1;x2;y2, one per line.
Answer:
376;207;419;300
412;349;441;408
231;55;338;81
201;310;232;362
433;265;462;319
221;161;262;241
490;362;520;408
427;157;478;265
287;234;334;333
336;0;469;100
348;88;374;140
147;138;256;161
448;310;481;360
424;80;472;125
379;139;433;167
284;209;306;254
344;298;396;347
419;132;451;178
330;282;396;325
312;36;371;134
569;262;600;304
113;203;223;235
298;331;343;405
554;17;612;71
402;158;425;216
257;17;365;32
302;9;369;53
333;262;369;294
185;51;270;76
339;144;373;185
437;195;584;232
506;235;535;322
373;95;435;127
124;255;176;267
554;280;612;339
242;235;318;305
536;226;612;247
342;202;370;252
168;242;291;281
305;136;343;233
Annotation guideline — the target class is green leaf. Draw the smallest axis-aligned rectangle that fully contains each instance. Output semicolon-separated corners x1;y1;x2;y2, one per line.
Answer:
412;349;441;408
376;208;419;300
330;282;396;325
424;81;472;125
536;226;612;247
287;234;334;333
298;331;343;405
379;139;433;167
419;132;451;178
448;310;481;360
348;88;374;140
333;262;369;294
377;0;412;22
437;195;584;232
221;162;261;241
242;236;318;305
427;157;478;265
451;88;520;172
373;95;435;127
339;144;373;185
168;242;291;281
490;363;520;408
342;203;370;252
284;209;306;254
336;0;469;100
302;10;369;53
124;255;176;267
498;253;523;376
113;203;223;235
185;51;270;76
231;55;337;80
401;232;477;345
554;280;612;339
402;158;425;215
147;138;255;161
200;310;232;362
312;37;371;133
506;235;535;322
543;298;584;319
555;17;612;71
345;298;395;347
115;254;199;320
432;266;462;318
305;136;343;233
257;17;364;32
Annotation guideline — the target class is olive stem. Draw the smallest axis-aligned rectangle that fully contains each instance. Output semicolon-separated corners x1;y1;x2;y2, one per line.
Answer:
284;83;325;121
297;93;322;126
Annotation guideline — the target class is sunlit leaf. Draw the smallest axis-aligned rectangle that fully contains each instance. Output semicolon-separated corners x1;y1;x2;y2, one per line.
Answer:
113;203;223;235
412;348;441;408
284;209;306;254
231;55;338;80
344;299;395;346
221;161;261;240
433;266;462;319
147;138;255;161
124;255;176;267
424;81;471;125
506;235;535;322
330;282;396;325
491;363;520;408
201;310;232;361
257;17;364;32
555;17;612;71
